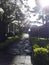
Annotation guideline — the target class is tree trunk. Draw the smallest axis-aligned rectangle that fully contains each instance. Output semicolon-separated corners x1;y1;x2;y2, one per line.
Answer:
0;19;8;42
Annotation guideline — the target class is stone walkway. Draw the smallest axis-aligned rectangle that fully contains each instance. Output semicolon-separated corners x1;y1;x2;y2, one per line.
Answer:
7;33;33;65
7;33;32;55
0;33;33;65
10;56;32;65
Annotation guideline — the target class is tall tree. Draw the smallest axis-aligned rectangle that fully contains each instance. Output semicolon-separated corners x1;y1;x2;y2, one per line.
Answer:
0;0;15;42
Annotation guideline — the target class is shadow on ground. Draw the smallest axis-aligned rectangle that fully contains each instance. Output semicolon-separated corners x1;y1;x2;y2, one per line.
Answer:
0;49;16;65
0;33;33;65
0;48;33;65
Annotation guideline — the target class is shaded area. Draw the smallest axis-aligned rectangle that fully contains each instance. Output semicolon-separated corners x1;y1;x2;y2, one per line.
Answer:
0;33;33;65
0;49;15;65
28;22;49;38
7;34;32;55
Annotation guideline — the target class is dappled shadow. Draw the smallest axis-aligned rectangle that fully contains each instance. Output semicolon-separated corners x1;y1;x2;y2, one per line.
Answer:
0;38;20;65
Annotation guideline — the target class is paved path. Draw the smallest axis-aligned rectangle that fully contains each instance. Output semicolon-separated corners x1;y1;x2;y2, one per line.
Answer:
11;56;32;65
0;33;33;65
0;51;33;65
7;34;32;55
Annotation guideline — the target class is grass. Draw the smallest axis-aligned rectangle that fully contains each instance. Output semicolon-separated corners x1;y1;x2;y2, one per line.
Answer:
0;35;20;48
1;33;26;48
38;38;47;40
0;34;49;48
31;37;49;47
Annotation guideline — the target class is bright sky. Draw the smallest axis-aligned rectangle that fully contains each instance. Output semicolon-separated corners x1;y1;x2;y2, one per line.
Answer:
21;0;43;26
12;0;46;26
27;0;42;26
39;0;49;8
28;0;36;8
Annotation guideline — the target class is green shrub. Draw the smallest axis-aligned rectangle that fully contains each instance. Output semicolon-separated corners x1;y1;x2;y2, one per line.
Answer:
34;47;48;65
33;44;39;49
46;44;49;49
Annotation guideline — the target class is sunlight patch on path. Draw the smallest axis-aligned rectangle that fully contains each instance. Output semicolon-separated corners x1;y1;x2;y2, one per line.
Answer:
11;56;32;65
22;34;29;39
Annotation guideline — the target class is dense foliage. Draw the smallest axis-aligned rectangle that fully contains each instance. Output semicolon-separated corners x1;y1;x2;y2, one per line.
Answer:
34;47;49;65
29;37;49;65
